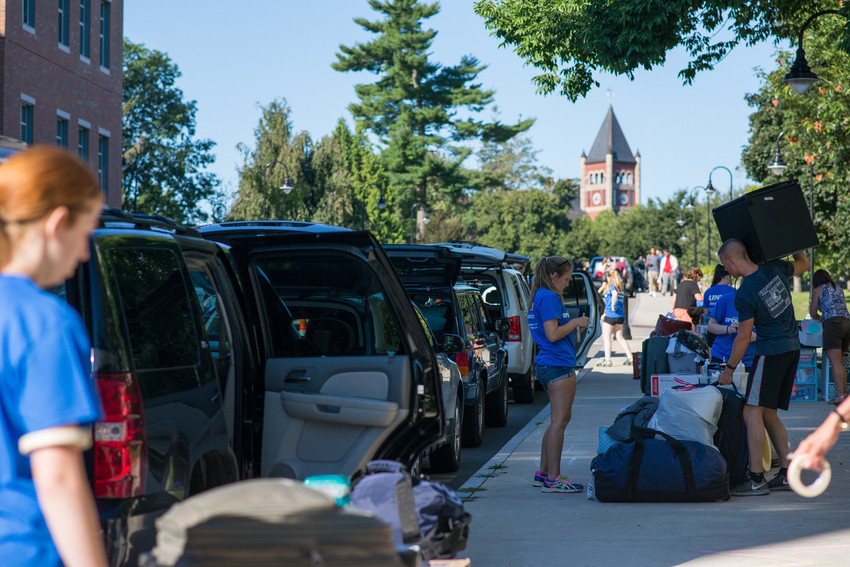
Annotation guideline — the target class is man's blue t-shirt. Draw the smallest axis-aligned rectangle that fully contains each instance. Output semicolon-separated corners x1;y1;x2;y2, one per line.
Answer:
528;288;577;367
711;292;755;366
0;276;102;566
703;284;735;321
734;260;798;356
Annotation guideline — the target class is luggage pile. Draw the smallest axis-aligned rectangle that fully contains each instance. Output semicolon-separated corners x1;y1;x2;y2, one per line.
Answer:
589;381;748;503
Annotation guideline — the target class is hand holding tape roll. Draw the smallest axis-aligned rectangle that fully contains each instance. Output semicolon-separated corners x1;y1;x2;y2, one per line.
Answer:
787;453;831;498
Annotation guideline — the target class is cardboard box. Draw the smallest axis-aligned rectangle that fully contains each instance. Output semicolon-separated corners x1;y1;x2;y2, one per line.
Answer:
650;374;705;396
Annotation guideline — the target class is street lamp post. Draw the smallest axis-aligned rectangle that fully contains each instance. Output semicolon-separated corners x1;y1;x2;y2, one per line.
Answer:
410;202;429;244
703;184;715;262
706;166;734;202
783;9;845;95
262;160;294;220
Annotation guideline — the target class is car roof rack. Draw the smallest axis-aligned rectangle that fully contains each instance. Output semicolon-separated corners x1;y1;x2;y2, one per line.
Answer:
100;208;201;238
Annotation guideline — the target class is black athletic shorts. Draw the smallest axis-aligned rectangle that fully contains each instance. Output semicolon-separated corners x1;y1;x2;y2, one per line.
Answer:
744;351;800;411
603;316;625;325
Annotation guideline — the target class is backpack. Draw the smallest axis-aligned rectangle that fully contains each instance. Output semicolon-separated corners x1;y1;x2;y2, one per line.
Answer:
350;460;471;560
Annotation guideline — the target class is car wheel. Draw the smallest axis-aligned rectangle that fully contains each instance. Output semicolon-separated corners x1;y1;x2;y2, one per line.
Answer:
462;386;484;448
485;369;509;427
512;364;536;404
430;398;462;473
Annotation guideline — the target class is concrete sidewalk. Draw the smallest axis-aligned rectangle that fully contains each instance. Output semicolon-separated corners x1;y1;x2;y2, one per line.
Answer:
459;292;850;566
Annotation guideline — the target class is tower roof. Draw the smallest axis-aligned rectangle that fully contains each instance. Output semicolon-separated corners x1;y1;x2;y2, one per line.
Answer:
586;105;635;164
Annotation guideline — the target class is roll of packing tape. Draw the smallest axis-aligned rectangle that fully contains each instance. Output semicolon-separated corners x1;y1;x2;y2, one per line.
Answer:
787;454;831;498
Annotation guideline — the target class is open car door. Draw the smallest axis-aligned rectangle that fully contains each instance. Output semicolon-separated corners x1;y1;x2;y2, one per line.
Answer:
563;271;603;367
202;229;443;480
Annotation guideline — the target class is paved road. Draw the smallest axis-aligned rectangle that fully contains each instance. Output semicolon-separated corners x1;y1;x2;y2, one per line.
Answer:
425;393;550;490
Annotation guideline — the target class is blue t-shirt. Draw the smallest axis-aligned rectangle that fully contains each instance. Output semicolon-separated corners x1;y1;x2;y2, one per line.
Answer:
734;260;798;356
528;288;577;367
711;292;755;366
0;276;102;566
603;288;624;318
703;284;735;321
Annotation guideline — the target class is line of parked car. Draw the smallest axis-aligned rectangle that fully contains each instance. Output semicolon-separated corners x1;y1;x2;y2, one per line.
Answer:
55;210;602;566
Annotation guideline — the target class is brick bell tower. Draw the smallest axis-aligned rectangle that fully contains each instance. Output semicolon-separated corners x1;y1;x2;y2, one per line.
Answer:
580;105;640;219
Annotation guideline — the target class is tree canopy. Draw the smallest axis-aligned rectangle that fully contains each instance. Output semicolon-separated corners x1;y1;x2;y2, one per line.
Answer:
472;0;845;101
122;39;219;224
333;0;533;215
741;13;850;275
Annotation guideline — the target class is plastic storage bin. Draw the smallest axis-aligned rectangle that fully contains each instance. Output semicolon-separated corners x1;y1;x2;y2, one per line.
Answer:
792;347;818;402
712;180;818;264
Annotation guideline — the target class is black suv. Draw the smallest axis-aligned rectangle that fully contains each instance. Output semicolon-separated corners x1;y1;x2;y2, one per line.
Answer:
197;221;445;479
60;213;445;566
59;211;241;565
384;245;510;448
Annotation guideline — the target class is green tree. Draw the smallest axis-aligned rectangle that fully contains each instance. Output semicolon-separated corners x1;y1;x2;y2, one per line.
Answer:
473;0;839;101
230;99;315;221
333;0;534;215
475;131;553;191
741;12;850;275
459;179;578;258
122;39;219;224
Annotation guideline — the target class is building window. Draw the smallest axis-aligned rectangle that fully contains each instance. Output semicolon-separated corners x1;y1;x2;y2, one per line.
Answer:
80;0;91;59
58;0;70;47
78;125;90;161
98;134;109;192
99;1;110;69
23;0;36;28
56;115;69;147
21;102;34;145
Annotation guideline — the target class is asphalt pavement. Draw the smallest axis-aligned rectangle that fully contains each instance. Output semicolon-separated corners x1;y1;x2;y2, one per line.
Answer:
458;292;850;567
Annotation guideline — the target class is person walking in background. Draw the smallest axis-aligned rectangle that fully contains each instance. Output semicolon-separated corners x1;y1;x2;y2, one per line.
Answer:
671;267;704;329
528;256;589;494
0;147;108;566
708;291;756;370
809;269;850;405
646;247;660;296
716;239;809;496
597;270;633;367
660;249;678;296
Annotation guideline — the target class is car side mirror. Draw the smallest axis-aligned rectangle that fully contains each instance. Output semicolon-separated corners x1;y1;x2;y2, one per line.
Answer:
442;333;464;354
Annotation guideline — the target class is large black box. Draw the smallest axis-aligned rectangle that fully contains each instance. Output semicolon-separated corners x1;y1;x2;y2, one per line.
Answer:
712;180;818;264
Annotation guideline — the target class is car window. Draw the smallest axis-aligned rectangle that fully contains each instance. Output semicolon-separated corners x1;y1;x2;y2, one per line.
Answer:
512;274;528;311
473;294;490;330
252;253;404;357
563;274;591;312
107;247;200;370
187;262;233;387
413;305;436;348
458;294;479;342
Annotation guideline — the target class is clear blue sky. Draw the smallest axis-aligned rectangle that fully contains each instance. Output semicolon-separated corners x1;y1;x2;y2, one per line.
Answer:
124;1;787;207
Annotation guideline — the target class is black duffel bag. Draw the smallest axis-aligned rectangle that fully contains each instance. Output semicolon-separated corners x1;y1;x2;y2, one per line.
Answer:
593;426;730;502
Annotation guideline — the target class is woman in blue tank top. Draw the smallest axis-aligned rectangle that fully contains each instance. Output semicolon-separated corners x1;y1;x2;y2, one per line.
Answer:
598;270;633;367
810;269;850;404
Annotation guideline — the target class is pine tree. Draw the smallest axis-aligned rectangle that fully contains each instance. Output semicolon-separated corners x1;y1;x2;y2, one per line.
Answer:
333;0;533;217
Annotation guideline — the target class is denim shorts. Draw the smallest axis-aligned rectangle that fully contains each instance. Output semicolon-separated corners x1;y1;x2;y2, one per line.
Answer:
536;365;576;391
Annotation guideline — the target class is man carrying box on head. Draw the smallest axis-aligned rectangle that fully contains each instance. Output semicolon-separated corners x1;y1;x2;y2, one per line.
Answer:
717;239;809;496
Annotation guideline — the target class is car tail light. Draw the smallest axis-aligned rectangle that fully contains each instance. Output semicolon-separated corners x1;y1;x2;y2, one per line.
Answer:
507;316;522;342
453;349;469;378
93;372;147;499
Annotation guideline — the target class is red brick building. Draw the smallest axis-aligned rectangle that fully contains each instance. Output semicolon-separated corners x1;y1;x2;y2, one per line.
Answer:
0;0;123;207
579;105;641;220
